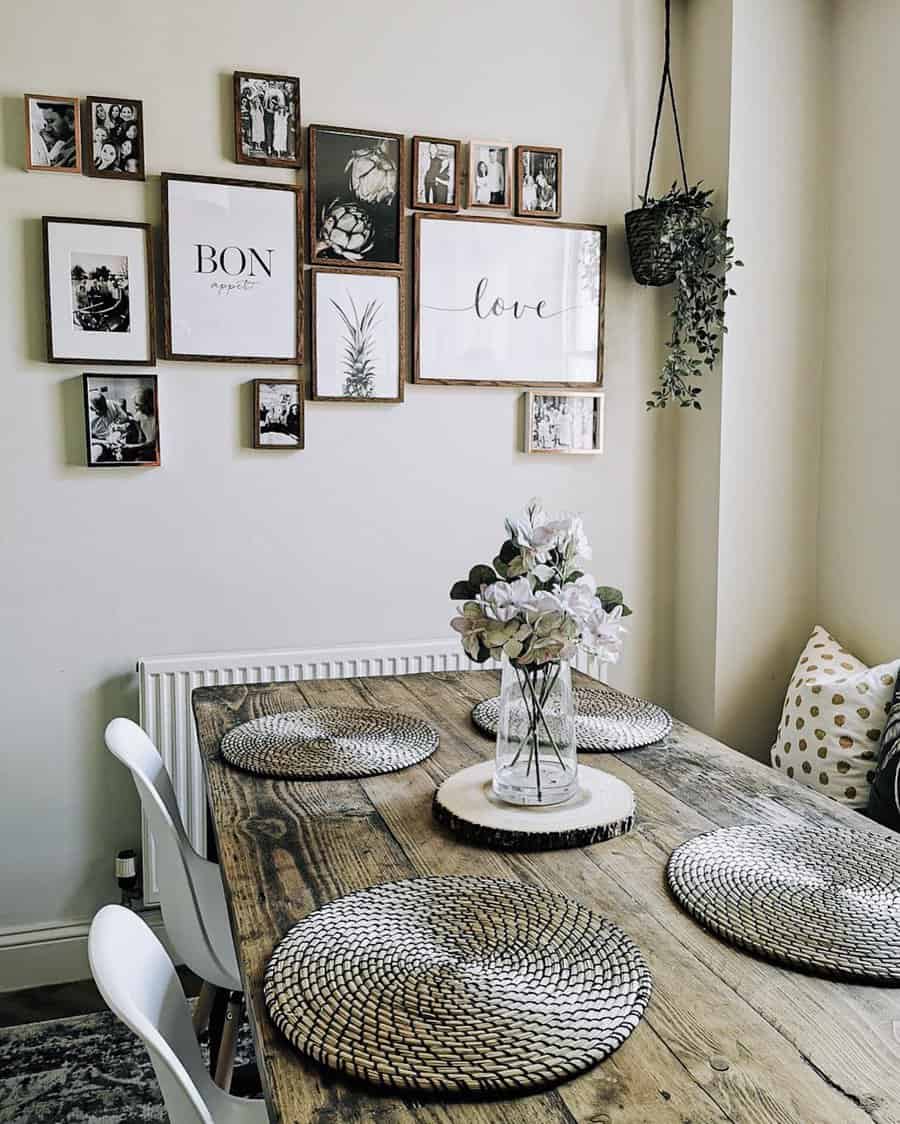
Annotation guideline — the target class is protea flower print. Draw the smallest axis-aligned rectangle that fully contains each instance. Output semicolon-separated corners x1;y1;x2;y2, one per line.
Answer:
345;139;398;205
318;200;375;262
331;293;382;398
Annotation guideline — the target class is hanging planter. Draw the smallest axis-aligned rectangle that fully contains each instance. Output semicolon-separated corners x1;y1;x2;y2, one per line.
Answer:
626;0;742;408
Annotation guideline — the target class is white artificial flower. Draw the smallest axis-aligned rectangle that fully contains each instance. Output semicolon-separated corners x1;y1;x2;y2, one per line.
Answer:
481;577;534;622
557;581;596;621
581;603;627;663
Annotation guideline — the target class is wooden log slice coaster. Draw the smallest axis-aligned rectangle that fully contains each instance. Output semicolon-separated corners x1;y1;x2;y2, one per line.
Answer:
433;761;635;851
264;875;652;1095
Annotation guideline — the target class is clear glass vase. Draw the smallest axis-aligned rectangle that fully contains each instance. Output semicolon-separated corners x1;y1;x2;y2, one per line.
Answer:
492;657;578;806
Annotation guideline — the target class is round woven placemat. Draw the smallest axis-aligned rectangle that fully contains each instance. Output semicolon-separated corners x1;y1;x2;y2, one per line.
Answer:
472;685;672;752
433;762;635;851
667;823;900;983
264;875;652;1095
220;707;438;779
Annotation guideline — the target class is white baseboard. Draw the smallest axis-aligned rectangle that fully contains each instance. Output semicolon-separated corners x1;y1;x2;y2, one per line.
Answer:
0;910;173;993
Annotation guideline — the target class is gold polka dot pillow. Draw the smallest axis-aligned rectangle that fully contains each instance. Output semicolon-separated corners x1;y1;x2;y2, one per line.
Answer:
770;625;900;807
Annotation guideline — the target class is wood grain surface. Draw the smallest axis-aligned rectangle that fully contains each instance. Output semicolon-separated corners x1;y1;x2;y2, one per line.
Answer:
192;671;900;1124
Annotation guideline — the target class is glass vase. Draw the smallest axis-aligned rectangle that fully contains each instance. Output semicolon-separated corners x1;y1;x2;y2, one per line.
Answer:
492;657;578;806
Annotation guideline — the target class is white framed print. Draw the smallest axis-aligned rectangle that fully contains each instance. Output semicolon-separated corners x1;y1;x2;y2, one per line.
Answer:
312;268;404;402
525;390;604;455
42;217;155;365
414;214;605;387
161;173;303;362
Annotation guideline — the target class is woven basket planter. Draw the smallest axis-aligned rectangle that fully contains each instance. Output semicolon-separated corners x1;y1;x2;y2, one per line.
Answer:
625;205;677;286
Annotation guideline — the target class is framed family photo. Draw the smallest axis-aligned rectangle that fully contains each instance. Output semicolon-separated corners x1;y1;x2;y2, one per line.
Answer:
161;173;303;362
309;124;405;269
253;379;304;448
312;268;404;402
24;95;81;173
525;390;604;455
43;217;156;365
467;140;511;209
83;96;145;180
233;71;301;168
83;373;160;467
411;136;461;212
516;145;562;219
414;213;606;388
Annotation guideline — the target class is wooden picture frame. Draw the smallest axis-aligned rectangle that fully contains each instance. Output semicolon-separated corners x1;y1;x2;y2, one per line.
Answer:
82;372;160;467
308;124;406;270
524;390;604;455
414;213;606;388
24;94;81;173
233;71;301;168
83;96;146;181
410;136;462;212
43;216;156;366
516;145;562;219
253;379;304;449
311;267;405;403
467;140;512;210
161;173;304;363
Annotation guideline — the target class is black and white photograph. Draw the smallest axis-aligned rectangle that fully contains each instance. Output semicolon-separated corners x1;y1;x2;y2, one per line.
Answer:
84;97;145;180
71;253;130;333
309;125;406;269
234;72;301;168
43;217;156;365
411;136;461;212
312;268;404;402
82;373;160;467
525;390;604;455
161;174;302;362
517;145;562;218
467;140;511;209
253;380;304;448
24;94;81;173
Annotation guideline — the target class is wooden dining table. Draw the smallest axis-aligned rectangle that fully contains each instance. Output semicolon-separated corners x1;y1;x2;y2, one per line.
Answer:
191;670;900;1124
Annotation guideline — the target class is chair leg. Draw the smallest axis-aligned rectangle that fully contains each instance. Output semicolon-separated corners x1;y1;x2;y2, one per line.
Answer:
192;980;216;1038
213;991;244;1092
207;986;229;1079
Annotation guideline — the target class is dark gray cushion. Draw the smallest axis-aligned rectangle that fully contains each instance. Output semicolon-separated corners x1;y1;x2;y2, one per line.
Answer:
867;673;900;831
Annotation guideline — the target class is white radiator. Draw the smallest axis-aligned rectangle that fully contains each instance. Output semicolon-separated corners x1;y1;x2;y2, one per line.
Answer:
136;639;603;905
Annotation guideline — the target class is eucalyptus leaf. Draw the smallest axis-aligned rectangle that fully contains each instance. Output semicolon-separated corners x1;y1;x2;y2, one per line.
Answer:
468;564;498;589
450;580;476;601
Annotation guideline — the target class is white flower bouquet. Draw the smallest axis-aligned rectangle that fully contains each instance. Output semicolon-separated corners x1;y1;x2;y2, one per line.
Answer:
450;499;630;669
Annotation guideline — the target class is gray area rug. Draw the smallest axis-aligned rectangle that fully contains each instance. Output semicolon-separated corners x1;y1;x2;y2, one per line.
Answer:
0;1007;256;1123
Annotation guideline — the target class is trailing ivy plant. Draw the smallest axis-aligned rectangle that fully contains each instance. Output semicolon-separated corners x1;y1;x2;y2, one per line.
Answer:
646;183;742;410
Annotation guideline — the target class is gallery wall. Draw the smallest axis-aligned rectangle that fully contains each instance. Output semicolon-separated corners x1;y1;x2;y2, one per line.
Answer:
0;0;678;955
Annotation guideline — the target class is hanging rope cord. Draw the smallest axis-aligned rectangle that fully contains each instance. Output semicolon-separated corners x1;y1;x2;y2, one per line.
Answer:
643;0;689;202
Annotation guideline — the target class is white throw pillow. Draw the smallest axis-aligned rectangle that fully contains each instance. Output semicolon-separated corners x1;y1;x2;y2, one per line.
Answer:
770;626;900;808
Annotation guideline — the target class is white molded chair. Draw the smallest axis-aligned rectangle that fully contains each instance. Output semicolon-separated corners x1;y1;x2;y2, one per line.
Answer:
89;905;268;1124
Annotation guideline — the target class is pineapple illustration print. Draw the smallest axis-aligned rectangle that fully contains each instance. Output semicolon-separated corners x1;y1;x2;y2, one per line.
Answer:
331;293;382;398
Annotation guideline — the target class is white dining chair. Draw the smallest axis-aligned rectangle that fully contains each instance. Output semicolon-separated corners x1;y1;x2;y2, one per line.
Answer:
89;905;268;1124
105;717;244;1087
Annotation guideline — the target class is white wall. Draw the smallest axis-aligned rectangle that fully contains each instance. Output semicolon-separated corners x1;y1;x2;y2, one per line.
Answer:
0;0;677;943
818;1;900;667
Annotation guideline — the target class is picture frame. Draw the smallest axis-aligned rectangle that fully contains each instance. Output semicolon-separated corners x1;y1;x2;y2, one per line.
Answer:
414;213;606;388
82;372;160;467
253;379;304;449
525;390;604;455
516;145;562;219
311;268;405;403
83;96;146;181
161;173;304;363
467;140;512;210
24;94;81;173
233;71;301;168
309;124;406;270
43;216;156;365
411;136;461;212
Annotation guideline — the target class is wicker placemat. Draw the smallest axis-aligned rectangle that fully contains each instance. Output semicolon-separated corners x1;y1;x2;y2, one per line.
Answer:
667;823;900;982
220;707;438;779
264;875;652;1094
472;684;672;751
433;762;635;851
